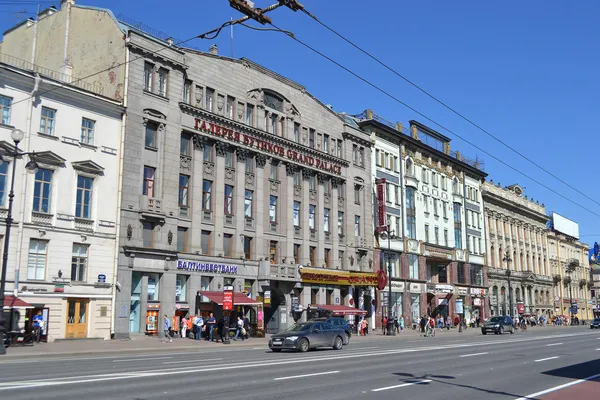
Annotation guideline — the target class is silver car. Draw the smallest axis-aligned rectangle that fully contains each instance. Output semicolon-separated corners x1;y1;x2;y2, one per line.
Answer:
269;322;346;352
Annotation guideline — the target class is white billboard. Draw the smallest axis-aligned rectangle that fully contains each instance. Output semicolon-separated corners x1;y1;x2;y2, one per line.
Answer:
552;212;579;239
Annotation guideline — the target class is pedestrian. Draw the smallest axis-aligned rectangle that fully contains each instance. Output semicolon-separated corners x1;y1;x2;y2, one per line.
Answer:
399;315;405;332
445;315;451;331
361;318;367;336
207;313;217;342
162;315;172;343
234;316;245;341
195;314;204;340
242;313;250;339
382;316;388;334
181;316;188;339
32;310;44;343
394;317;400;334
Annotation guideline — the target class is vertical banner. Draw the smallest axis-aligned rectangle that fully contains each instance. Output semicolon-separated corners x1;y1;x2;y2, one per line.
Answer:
223;285;234;311
375;178;387;231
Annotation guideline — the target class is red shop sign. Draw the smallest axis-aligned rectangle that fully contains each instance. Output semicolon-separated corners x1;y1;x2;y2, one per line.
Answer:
223;290;233;311
377;270;388;291
517;303;525;315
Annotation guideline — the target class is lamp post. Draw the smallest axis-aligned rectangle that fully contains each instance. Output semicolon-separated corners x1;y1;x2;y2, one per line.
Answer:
503;250;513;317
0;129;39;355
565;260;578;323
384;224;395;336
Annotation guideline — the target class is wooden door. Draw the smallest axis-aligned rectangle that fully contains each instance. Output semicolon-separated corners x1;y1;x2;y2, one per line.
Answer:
65;298;89;339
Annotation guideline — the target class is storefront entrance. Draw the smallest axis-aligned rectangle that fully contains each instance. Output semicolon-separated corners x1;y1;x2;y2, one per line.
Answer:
65;298;89;339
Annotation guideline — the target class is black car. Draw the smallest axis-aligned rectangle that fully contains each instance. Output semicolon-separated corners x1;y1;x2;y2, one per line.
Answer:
590;318;600;329
309;317;351;344
481;316;515;335
269;322;346;353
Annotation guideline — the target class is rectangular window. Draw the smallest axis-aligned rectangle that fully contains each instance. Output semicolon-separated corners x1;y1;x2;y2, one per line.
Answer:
269;162;278;180
432;172;438;187
245;157;254;173
309;246;316;266
393;156;399;172
337;140;342;157
309;205;316;230
444;229;449;247
177;227;188;252
203;143;213;162
201;230;211;254
395;216;401;238
324;208;330;233
226;96;235;119
183;80;191;103
142;222;154;248
270;114;278;134
33;168;53;213
442;201;448;219
441;176;447;191
424;224;430;243
205;87;215;112
294;244;301;263
75;175;93;219
385;183;391;203
224;150;234;168
0;95;12;124
394;185;400;205
354;185;361;204
375;150;381;166
244;190;253;218
27;239;47;280
246;104;254;126
338;211;344;235
243;236;252;260
39;106;56;135
158;68;168;97
409;254;419;280
293;201;301;227
80;118;95;145
324;248;331;268
269;195;277;222
178;175;189;208
433;198;439;216
323;134;329;153
145;121;158;148
269;241;278;264
143;62;153;91
453;203;462;223
309;175;316;190
176;274;187;302
293;123;300;143
455;228;462;249
407;216;416;239
293;171;301;186
423;195;429;213
224;184;234;215
147;273;160;302
143;166;155;197
434;226;439;245
202;180;212;210
309;128;315;148
223;233;233;257
0;161;8;207
180;133;191;156
71;243;88;282
354;215;361;237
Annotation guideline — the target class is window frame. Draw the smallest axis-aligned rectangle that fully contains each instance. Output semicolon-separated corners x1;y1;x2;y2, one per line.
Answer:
33;168;53;213
202;180;213;211
224;184;234;215
81;118;95;145
75;175;93;219
178;174;189;208
71;243;88;282
0;95;12;125
27;239;48;280
143;166;156;197
39;106;56;136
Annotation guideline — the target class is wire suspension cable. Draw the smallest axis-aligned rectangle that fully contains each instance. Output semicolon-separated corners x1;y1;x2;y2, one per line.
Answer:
263;21;600;220
299;7;600;209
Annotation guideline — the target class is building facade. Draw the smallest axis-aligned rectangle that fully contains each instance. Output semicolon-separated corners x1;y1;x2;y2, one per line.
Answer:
362;112;488;327
0;59;123;341
483;182;554;318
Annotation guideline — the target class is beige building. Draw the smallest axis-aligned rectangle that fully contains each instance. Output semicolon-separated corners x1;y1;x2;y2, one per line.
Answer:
483;182;554;317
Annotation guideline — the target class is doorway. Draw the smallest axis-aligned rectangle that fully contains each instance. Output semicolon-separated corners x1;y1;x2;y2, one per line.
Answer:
65;298;89;339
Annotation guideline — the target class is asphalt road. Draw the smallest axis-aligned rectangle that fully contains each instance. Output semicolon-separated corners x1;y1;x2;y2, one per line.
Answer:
1;326;599;399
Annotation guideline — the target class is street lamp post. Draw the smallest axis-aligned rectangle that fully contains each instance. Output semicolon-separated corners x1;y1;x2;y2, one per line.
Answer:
503;250;513;318
385;224;395;336
0;129;39;355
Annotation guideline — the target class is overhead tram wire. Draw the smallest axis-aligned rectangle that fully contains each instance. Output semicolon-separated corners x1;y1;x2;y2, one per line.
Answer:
298;7;600;209
238;19;600;220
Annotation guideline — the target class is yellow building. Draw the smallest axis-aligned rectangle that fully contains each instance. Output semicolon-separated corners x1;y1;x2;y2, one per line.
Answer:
548;224;592;320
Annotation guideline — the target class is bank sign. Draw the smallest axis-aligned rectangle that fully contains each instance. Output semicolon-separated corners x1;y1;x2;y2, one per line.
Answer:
177;260;238;274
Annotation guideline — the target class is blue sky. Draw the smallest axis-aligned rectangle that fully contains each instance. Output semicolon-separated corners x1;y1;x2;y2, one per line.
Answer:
2;0;599;244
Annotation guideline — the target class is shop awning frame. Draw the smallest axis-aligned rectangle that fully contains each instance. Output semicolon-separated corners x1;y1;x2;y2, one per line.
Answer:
312;304;368;316
2;295;34;309
199;291;261;306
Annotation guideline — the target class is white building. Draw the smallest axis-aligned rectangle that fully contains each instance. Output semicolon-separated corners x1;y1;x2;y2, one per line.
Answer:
0;58;123;341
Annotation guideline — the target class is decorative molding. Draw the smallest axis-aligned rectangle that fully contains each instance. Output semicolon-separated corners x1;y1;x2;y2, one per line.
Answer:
255;154;267;168
215;141;229;157
71;160;105;176
192;133;207;149
285;162;298;176
317;172;327;185
127;224;133;240
168;230;173;245
236;148;249;162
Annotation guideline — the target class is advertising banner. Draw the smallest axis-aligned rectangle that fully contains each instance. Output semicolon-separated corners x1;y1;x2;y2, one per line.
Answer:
375;178;386;231
223;286;233;311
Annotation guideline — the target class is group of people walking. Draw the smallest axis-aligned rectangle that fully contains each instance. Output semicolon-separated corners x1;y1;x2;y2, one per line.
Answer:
162;313;250;343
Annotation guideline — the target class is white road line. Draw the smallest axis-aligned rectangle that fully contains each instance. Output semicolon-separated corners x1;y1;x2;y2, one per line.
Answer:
546;343;563;347
534;356;559;363
515;373;600;400
459;352;488;358
273;371;340;381
347;346;379;351
162;358;224;365
113;357;173;363
596;348;600;351
372;379;432;392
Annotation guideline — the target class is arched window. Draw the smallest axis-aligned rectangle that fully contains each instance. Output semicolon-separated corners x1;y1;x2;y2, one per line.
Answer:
452;177;459;194
490;246;495;267
405;158;414;176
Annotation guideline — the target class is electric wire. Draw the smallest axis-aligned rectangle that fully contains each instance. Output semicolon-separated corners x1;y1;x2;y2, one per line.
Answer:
299;7;600;209
258;20;600;220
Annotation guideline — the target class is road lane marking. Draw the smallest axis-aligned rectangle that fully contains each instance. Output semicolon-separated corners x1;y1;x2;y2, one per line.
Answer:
347;346;379;351
113;357;173;363
162;358;224;365
274;371;340;381
546;343;563;347
515;373;600;400
372;379;432;392
534;356;559;362
459;352;488;358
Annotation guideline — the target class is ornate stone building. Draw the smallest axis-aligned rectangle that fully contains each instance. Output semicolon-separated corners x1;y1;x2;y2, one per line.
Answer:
483;182;554;317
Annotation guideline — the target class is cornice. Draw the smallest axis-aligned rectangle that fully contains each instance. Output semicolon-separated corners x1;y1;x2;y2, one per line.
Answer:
342;130;374;147
127;41;188;70
482;190;548;224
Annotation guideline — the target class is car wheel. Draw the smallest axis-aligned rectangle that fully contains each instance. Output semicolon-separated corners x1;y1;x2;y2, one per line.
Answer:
271;348;281;352
333;336;343;350
345;332;351;345
500;326;504;335
298;338;309;353
510;327;515;334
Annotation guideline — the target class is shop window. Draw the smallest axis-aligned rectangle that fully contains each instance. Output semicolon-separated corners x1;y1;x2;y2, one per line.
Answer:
147;273;160;301
176;274;187;302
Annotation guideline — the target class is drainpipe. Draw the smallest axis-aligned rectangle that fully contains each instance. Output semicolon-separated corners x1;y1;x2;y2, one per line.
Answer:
30;5;40;65
61;0;72;79
109;45;129;339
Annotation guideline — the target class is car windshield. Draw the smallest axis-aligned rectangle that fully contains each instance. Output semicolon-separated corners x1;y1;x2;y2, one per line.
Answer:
594;318;600;322
488;317;504;323
286;323;313;332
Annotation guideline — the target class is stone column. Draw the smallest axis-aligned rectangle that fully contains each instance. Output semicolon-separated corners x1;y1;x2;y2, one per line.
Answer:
255;154;267;260
317;173;325;267
234;149;247;258
285;163;296;262
212;142;227;256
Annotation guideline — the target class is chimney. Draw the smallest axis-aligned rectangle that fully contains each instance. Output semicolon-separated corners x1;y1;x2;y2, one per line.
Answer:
61;0;75;7
209;44;218;55
38;6;58;19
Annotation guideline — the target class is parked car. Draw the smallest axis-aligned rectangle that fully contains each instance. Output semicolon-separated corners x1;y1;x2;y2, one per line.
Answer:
590;318;600;329
269;322;346;353
308;317;351;344
481;316;515;335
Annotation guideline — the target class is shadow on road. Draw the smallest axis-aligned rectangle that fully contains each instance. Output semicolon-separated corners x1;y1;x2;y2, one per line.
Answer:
541;358;600;380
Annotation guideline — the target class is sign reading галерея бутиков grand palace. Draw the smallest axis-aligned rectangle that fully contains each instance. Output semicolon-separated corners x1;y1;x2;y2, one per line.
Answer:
194;118;343;175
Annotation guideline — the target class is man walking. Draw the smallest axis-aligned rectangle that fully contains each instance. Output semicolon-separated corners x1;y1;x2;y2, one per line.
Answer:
32;310;44;343
162;315;172;343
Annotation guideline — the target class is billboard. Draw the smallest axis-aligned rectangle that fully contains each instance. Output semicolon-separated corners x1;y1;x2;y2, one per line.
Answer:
375;178;387;231
552;212;579;239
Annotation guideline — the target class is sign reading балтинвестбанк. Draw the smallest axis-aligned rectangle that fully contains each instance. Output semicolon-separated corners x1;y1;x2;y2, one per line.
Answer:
177;260;238;274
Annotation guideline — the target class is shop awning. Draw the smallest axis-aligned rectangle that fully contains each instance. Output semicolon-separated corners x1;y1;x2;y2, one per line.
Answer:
3;295;34;309
199;291;261;306
313;304;367;316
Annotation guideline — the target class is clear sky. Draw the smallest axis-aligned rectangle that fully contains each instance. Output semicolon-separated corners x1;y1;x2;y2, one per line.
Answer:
2;0;599;245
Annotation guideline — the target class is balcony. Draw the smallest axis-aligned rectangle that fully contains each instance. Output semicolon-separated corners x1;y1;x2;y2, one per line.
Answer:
139;196;163;215
74;218;94;232
269;264;298;280
31;211;53;226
